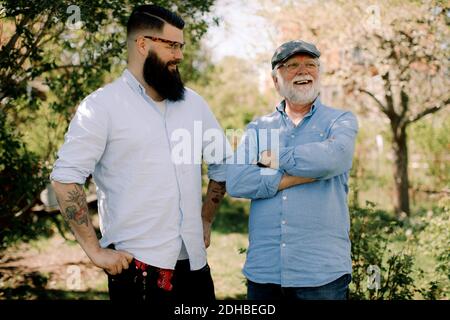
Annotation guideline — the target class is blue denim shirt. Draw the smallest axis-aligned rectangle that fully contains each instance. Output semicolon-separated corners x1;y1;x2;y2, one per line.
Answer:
226;98;358;287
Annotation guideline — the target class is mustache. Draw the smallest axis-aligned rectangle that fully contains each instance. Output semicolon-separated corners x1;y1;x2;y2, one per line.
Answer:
167;60;182;67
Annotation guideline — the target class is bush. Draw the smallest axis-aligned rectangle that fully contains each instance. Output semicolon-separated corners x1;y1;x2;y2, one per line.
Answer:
416;196;450;299
350;199;450;299
212;196;249;234
0;112;50;250
350;202;418;299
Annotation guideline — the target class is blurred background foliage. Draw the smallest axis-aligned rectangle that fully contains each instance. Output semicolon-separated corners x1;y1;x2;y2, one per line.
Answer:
0;0;449;299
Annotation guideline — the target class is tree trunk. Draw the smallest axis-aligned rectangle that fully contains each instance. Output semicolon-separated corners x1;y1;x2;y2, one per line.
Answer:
391;125;410;216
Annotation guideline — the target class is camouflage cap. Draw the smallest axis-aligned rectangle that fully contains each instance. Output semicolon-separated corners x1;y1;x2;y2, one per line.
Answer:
271;40;321;70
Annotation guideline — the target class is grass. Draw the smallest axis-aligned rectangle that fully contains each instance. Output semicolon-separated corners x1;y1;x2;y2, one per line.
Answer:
208;196;249;299
208;231;248;300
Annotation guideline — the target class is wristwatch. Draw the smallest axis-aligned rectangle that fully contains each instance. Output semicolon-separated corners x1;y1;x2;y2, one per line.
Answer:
256;161;269;168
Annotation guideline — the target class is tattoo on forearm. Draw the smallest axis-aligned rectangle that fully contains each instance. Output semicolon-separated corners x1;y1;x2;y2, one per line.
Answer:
63;185;89;227
65;205;89;226
202;180;226;221
210;182;226;203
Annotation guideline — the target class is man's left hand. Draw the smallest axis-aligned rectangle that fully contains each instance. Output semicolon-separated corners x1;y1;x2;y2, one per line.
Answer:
259;150;279;169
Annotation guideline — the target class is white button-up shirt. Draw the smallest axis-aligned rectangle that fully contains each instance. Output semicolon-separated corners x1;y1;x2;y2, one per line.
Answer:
51;70;229;270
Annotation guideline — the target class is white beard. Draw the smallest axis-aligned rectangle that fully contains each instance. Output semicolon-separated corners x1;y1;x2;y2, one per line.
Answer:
278;74;320;105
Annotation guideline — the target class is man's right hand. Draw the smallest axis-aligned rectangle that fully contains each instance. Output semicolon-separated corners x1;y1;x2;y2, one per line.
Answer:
90;248;134;275
278;174;315;191
51;181;134;276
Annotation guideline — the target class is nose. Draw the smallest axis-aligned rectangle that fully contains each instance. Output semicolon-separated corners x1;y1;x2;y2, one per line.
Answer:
295;65;308;75
173;48;183;60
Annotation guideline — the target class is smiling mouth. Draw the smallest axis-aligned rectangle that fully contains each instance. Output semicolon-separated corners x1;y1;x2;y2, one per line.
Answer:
293;80;313;86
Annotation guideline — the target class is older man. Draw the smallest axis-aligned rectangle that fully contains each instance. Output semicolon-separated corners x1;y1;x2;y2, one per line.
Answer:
50;4;228;302
227;40;358;300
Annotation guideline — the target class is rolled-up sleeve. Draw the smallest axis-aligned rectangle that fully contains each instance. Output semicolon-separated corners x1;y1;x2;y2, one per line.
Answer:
200;99;232;183
50;98;109;184
226;124;283;199
278;111;358;180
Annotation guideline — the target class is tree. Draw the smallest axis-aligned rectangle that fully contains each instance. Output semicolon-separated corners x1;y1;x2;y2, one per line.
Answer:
0;0;216;248
259;0;449;216
347;2;449;216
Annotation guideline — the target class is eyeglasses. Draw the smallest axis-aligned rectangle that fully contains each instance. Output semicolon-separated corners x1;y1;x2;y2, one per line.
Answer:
277;61;320;74
139;35;185;51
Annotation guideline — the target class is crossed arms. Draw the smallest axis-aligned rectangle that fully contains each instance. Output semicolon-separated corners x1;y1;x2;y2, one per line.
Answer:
226;112;358;199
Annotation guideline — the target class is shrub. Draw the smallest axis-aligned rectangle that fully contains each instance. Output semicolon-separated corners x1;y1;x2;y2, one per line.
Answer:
416;196;450;299
0;112;50;250
350;202;418;299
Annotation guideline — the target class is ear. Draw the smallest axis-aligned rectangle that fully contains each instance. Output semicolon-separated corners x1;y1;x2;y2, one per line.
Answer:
135;36;149;57
272;73;280;91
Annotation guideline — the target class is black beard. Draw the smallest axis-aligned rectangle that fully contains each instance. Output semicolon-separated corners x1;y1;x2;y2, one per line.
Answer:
143;50;185;102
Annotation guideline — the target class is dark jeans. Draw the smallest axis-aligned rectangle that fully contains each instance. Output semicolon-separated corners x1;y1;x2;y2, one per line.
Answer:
107;258;215;303
247;274;351;300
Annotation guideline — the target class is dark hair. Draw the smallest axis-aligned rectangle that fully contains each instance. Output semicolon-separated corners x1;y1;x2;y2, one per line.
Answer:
127;4;185;38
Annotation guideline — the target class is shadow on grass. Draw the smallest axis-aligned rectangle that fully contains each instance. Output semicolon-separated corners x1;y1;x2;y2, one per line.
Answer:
1;286;108;300
222;293;247;300
212;196;249;234
1;269;247;300
0;270;108;300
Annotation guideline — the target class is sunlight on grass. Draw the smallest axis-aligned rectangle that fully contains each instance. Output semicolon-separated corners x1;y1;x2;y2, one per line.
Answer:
208;231;248;300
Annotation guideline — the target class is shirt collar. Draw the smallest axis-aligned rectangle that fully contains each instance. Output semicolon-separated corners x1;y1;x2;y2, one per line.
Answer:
276;96;321;118
123;69;146;97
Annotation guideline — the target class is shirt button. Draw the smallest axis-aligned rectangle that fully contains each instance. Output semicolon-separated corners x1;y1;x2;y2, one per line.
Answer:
282;243;286;247
291;134;295;138
282;196;287;200
320;133;324;137
282;220;286;225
